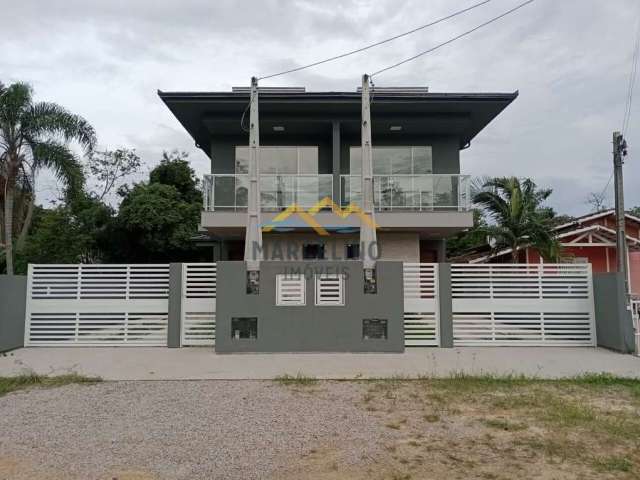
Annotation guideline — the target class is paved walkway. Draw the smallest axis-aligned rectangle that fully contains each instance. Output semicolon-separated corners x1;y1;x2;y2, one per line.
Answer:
1;347;639;380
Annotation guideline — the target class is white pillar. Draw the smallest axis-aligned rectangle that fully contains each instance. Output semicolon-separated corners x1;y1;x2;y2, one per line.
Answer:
244;76;262;273
360;74;378;271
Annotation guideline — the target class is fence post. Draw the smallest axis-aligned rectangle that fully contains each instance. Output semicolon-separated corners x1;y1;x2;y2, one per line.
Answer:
438;263;454;348
167;263;183;348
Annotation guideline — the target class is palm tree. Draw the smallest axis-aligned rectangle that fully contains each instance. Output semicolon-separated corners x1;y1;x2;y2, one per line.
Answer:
0;82;95;274
473;177;561;263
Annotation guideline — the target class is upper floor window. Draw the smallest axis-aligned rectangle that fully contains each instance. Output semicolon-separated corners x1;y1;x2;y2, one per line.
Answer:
236;146;318;175
349;146;432;175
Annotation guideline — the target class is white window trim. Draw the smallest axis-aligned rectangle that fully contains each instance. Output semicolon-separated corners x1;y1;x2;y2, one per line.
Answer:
276;274;306;306
315;274;345;306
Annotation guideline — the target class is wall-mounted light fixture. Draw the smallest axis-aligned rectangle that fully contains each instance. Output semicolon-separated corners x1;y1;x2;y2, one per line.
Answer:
273;126;285;132
389;125;402;131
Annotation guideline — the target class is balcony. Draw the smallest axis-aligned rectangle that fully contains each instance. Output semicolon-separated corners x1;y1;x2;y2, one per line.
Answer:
203;174;470;211
341;174;471;212
203;174;333;211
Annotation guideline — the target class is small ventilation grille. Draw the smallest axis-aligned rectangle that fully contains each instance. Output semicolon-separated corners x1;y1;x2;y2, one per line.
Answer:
315;274;345;306
276;274;306;306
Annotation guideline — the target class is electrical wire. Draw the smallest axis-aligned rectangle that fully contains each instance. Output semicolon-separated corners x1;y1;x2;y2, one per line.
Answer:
622;13;640;136
257;0;493;81
370;0;535;77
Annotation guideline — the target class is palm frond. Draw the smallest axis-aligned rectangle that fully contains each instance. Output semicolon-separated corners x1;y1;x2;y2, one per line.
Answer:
24;102;96;153
31;141;84;192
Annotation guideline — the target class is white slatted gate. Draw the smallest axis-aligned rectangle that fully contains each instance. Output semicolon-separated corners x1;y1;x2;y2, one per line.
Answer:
181;263;216;346
451;264;596;346
24;264;170;346
403;263;439;346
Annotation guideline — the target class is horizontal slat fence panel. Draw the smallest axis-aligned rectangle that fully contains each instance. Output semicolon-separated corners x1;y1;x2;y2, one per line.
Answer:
181;263;217;346
25;264;169;346
403;263;439;346
451;263;596;346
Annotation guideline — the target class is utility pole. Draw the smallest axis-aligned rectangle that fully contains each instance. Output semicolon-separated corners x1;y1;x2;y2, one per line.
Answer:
360;74;378;293
244;76;262;293
613;131;629;296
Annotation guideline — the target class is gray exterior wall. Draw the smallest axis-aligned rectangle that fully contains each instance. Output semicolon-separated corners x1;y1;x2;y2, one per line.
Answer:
0;275;27;352
167;263;183;348
215;261;404;353
593;272;635;353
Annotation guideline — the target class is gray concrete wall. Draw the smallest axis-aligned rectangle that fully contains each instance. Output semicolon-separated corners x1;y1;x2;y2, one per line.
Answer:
215;261;404;353
593;272;635;353
0;275;27;352
167;263;183;348
437;263;453;348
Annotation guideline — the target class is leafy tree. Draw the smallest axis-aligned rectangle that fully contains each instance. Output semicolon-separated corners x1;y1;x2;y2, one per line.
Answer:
0;82;95;274
474;177;561;263
14;194;112;272
106;152;203;262
629;206;640;218
149;150;201;203
109;183;200;262
87;148;141;201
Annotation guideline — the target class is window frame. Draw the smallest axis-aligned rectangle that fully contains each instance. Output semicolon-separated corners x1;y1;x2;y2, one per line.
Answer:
349;146;433;175
235;146;319;175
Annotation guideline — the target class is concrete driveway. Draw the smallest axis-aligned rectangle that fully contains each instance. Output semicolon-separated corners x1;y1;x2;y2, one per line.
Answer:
1;346;639;380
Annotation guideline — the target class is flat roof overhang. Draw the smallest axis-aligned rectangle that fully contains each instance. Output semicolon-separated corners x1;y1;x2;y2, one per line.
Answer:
158;90;518;155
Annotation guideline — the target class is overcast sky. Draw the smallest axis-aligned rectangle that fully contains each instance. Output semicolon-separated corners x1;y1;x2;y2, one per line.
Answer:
1;0;639;215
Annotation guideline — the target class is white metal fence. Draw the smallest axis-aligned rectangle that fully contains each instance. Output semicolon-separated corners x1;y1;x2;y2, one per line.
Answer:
181;263;217;346
403;263;439;346
450;264;596;346
25;264;170;346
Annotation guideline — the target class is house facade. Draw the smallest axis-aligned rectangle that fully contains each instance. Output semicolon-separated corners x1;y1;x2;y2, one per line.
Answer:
159;87;517;263
462;210;640;297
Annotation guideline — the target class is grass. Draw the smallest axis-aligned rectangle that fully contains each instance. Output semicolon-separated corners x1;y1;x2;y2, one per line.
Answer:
0;373;101;397
352;373;640;478
482;418;528;431
274;373;318;386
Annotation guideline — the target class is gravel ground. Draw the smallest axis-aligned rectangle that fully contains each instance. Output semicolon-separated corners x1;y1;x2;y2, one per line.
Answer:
0;381;392;480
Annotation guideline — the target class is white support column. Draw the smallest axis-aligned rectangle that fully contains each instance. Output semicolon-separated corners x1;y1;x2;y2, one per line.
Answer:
360;74;378;273
244;77;262;276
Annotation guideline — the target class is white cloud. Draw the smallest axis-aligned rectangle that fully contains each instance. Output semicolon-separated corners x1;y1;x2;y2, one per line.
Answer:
2;0;639;216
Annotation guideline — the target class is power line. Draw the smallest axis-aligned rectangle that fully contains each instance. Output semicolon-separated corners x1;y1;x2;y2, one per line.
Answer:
622;12;640;136
370;0;535;77
257;0;493;81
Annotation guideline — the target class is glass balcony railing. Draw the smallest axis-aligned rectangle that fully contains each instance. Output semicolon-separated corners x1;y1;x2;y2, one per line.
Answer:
203;174;333;211
203;174;471;211
341;174;471;211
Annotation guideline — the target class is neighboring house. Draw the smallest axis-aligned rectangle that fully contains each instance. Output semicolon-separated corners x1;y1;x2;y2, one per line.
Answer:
457;209;640;297
159;86;517;262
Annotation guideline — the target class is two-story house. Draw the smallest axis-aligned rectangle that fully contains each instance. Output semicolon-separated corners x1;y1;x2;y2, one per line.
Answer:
159;87;517;263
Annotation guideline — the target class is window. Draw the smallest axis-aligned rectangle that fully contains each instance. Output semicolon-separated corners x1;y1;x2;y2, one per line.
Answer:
363;319;387;340
349;146;432;175
231;317;257;340
345;243;360;260
315;274;345;306
235;146;318;174
303;243;325;260
276;274;306;306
